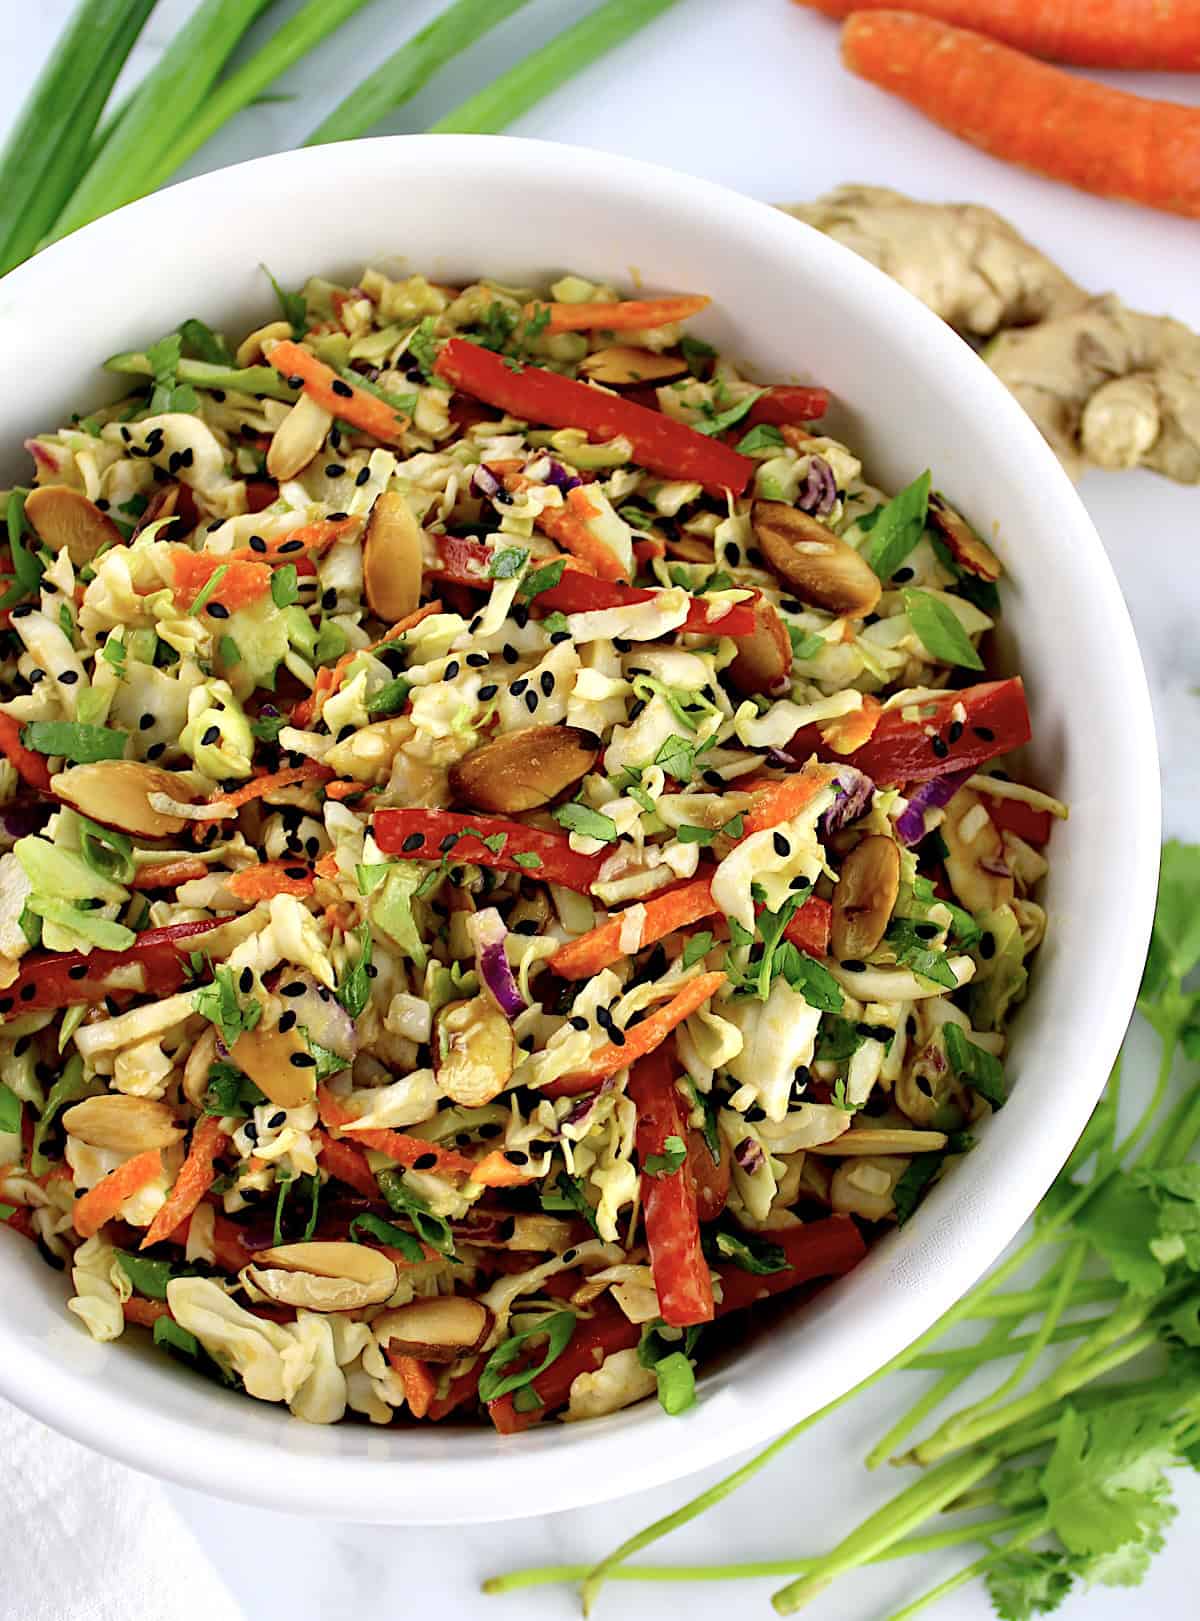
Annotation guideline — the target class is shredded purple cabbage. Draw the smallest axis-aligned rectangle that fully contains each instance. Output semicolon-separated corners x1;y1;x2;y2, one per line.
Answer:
819;766;875;838
894;768;973;847
0;801;48;843
734;1137;765;1176
797;455;838;517
472;908;526;1020
471;465;502;502
543;459;582;493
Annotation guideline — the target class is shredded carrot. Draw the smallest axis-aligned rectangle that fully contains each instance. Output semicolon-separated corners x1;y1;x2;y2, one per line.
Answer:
324;780;368;802
469;1151;539;1188
553;971;727;1093
312;1128;381;1201
230;516;358;560
123;1297;171;1327
550;878;717;980
227;862;315;903
314;852;340;879
130;859;209;890
527;295;711;334
386;1349;437;1417
208;759;333;812
316;1088;476;1177
172;552;272;611
266;339;411;444
140;1117;228;1250
73;1150;163;1239
742;762;840;836
289;600;443;727
531;486;629;583
820;694;882;755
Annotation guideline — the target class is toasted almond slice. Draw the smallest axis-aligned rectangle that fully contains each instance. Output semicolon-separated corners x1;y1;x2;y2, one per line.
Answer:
363;489;423;622
266;391;333;481
235;319;293;369
928;493;1002;582
831;834;901;961
24;486;123;567
246;1241;397;1312
232;1005;316;1111
808;1127;948;1156
448;724;599;814
664;532;715;564
578;347;688;387
51;761;196;837
435;996;515;1107
726;597;792;696
372;1296;492;1362
63;1095;184;1152
752;500;881;617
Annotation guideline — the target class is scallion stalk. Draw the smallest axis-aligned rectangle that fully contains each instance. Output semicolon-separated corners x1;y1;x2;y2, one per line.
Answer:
0;0;155;276
47;0;276;243
306;0;532;147
428;0;682;135
143;0;378;188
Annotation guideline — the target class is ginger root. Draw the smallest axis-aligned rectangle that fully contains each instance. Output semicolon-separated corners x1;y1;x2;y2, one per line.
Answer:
780;185;1200;484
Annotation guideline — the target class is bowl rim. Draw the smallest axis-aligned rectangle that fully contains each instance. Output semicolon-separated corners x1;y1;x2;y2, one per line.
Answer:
0;133;1160;1524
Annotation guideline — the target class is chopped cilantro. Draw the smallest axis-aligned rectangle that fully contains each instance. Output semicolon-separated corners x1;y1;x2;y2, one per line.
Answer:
644;1134;687;1178
271;564;299;608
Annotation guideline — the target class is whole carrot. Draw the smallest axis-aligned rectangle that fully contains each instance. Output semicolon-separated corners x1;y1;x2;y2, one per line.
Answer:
795;0;1200;70
842;11;1200;220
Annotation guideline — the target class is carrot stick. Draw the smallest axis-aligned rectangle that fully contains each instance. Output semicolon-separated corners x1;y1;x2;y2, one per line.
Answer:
549;877;717;980
266;339;410;445
550;971;727;1094
841;11;1200;220
316;1087;476;1177
140;1119;228;1251
227;862;315;903
535;486;630;582
208;759;333;812
312;1129;380;1201
129;859;209;890
172;553;272;611
123;1297;172;1327
386;1349;437;1418
468;1151;539;1188
794;0;1200;70
742;761;840;836
73;1150;163;1239
526;294;710;334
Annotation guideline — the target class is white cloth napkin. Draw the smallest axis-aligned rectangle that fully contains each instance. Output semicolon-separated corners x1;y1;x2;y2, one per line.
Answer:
0;1397;245;1621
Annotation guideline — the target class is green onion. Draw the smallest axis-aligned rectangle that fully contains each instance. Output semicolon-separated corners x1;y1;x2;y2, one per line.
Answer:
306;0;533;146
429;0;682;135
142;0;377;189
104;350;300;403
0;0;154;276
48;0;276;242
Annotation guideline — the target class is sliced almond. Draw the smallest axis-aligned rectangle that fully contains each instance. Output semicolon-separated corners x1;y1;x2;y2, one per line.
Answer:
236;319;293;369
246;1241;397;1312
52;761;197;838
132;482;198;541
24;485;123;568
942;787;1013;914
665;532;715;565
435;996;515;1107
830;1155;910;1220
808;1127;948;1156
266;391;333;481
928;493;1002;582
579;347;688;388
372;1296;492;1361
752;500;881;618
62;1095;184;1152
726;597;792;696
831;834;901;960
448;724;599;815
231;1005;317;1111
363;489;423;622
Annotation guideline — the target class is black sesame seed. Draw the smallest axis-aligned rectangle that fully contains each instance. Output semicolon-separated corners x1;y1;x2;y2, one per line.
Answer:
743;1104;766;1122
289;1052;317;1068
208;602;230;619
59;670;79;685
248;534;268;553
28;669;44;683
841;959;867;973
439;832;459;853
0;998;12;1014
268;1111;286;1129
773;832;790;857
702;769;725;789
355;466;371;486
401;832;424;852
893;567;915;584
244;1122;259;1144
139;712;155;731
9;606;31;620
550;630;570;644
569;1015;589;1031
327;511;349;523
930;736;950;759
466;652;489;668
331;379;353;398
947;720;964;744
278;1011;298;1033
510;677;528;697
524;690;538;713
238;967;253;993
146;742;166;760
980;932;996;960
279;538;304;553
478;683;498;700
337;724;355;743
13;1036;29;1057
973;726;995;742
627;697;647;723
503;1150;529;1167
540;670;554;696
478;1122;503;1140
179;448;194;468
412;1152;438;1170
613;637;632;653
444;660;460;680
283;866;307;881
511;603;529;630
321;588;338;610
724;544;742;566
364;963;378;979
914;922;941;940
304;836;320;858
561;1247;579;1265
502;643;519;664
513;919;538;935
281;981;306;997
67;964;88;982
201;725;220;746
325;464;345;478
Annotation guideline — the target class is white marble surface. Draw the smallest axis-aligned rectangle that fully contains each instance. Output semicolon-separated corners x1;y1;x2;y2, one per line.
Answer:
4;2;1199;1617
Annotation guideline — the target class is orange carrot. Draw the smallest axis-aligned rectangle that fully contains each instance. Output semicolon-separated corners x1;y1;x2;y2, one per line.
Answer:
819;694;882;755
633;536;667;567
129;859;210;890
208;759;333;812
123;1297;171;1327
266;339;410;445
526;295;710;334
140;1118;228;1250
841;11;1200;220
324;780;368;802
290;600;443;727
742;761;840;836
469;1151;539;1188
794;0;1200;70
386;1349;437;1417
316;1087;476;1177
172;553;272;611
73;1150;162;1239
551;971;727;1093
312;1129;380;1200
550;878;718;980
227;862;315;903
313;852;340;879
537;487;629;582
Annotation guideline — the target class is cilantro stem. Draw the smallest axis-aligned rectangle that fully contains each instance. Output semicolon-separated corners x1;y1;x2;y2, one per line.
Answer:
1137;1075;1200;1170
882;1521;1047;1621
906;1314;1098;1372
961;1276;1123;1319
866;1316;1019;1470
482;1510;1042;1593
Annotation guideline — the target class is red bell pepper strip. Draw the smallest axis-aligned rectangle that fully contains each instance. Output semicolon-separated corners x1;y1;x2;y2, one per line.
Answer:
3;918;222;1014
488;1299;640;1433
435;339;754;497
789;678;1032;789
0;713;51;791
979;793;1053;847
784;893;832;956
713;1215;867;1316
742;385;830;427
372;808;605;894
628;1045;714;1328
427;1362;484;1422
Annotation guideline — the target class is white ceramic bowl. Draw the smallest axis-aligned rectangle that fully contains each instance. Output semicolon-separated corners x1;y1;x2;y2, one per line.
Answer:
0;136;1159;1524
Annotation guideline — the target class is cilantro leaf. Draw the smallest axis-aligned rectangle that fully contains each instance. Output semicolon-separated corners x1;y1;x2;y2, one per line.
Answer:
336;923;373;1019
788;625;826;660
654;733;697;783
20;721;128;763
488;546;528;580
271;564;299;609
863;470;932;581
407;317;440;381
679;335;716;379
816;1013;865;1064
985;1550;1077;1621
203;1060;266;1119
736;423;785;456
644;1134;687;1178
886;917;959;989
944;1022;1007;1107
518;559;566;601
553;803;618;843
263;265;307;338
705;1227;788;1275
540;1170;601;1237
0;1082;22;1135
376;1167;455;1256
776;944;844;1011
478;1310;577;1403
637;1321;699;1415
178;318;234;366
1042;1403;1179;1558
681;932;715;970
193;967;262;1051
903;588;985;671
694;390;763;437
348;1212;423;1261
